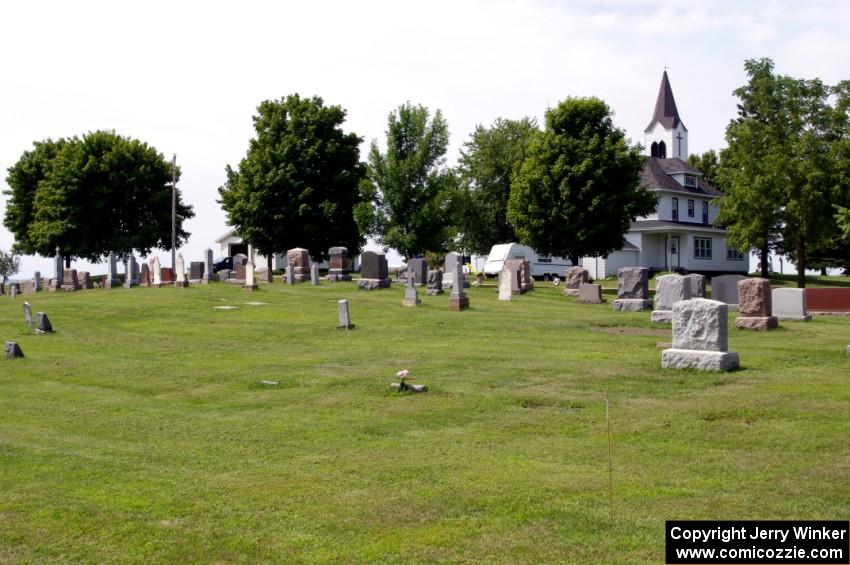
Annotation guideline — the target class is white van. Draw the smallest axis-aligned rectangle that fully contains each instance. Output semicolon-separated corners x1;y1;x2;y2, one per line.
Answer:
483;243;571;280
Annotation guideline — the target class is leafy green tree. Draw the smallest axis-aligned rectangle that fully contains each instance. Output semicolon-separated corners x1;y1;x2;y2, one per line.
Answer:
355;102;458;259
457;117;538;254
0;249;20;284
219;94;366;269
717;59;850;286
507;97;654;265
4;131;193;265
688;150;721;188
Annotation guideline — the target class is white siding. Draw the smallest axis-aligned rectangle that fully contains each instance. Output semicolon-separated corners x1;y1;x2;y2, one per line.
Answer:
681;233;748;272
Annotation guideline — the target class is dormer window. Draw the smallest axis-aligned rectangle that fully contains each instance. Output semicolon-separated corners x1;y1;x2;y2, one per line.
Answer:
684;174;696;187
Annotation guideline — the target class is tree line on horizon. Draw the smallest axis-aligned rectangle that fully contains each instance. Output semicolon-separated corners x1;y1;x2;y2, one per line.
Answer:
4;58;850;288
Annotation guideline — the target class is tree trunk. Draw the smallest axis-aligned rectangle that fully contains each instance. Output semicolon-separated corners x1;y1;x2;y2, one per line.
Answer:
760;243;769;279
820;267;827;276
267;254;273;273
796;235;806;289
570;255;579;266
65;257;71;269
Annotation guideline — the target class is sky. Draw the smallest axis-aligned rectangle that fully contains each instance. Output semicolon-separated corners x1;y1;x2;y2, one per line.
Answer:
2;0;850;276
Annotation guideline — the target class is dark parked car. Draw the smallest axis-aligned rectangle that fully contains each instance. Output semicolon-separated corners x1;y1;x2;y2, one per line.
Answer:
213;256;233;273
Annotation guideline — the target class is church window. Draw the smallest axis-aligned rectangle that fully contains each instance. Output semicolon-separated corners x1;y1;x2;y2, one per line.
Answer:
651;142;658;157
671;197;678;221
694;237;712;260
658;141;667;158
687;199;695;217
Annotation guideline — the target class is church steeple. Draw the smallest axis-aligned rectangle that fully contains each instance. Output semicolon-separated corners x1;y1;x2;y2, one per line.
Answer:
644;70;688;160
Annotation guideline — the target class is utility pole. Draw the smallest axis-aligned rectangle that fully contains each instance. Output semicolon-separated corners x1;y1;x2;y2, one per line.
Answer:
171;154;177;269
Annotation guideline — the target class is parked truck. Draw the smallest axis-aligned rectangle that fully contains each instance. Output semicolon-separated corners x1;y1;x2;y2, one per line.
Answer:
482;243;571;281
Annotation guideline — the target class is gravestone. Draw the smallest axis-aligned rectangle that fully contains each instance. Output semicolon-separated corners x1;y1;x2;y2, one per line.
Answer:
243;261;258;291
326;246;352;282
151;257;163;287
337;299;355;330
61;269;80;292
33;271;42;292
36;312;54;334
310;262;320;286
358;251;391;290
10;283;19;298
203;249;216;282
139;264;151;287
651;274;692;324
771;288;811;321
257;267;272;283
5;341;24;358
233;254;248;268
105;252;121;288
500;262;520;294
735;278;778;330
612;267;652;311
710;274;746;309
53;247;64;288
426;270;444;295
22;280;35;294
189;261;204;283
174;254;189;287
124;256;139;288
662;298;739;371
443;252;470;290
160;267;175;284
502;259;533;293
234;265;246;282
78;271;93;290
448;254;469;311
284;265;294;285
498;268;513;301
577;283;604;304
287;248;311;283
685;274;706;298
563;266;589;296
406;258;427;286
23;302;33;325
403;272;420;306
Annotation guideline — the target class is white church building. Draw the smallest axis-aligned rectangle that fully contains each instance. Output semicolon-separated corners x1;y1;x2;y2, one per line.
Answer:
581;71;749;279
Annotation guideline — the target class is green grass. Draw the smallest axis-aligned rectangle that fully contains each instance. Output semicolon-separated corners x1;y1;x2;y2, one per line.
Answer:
1;280;848;563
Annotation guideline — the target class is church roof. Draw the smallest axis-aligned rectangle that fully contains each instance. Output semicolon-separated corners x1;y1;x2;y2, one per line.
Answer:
641;157;723;197
645;71;687;133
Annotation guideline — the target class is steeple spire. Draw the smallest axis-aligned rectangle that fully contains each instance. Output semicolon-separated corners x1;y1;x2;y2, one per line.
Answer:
645;70;686;132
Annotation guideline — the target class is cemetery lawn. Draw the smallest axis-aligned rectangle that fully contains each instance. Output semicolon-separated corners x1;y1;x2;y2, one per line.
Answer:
1;281;849;564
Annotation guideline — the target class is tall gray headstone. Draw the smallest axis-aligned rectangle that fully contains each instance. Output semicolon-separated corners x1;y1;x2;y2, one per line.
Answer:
151;256;163;287
651;274;692;324
337;299;354;330
54;247;64;286
310;262;320;286
124;256;139;288
203;248;216;282
448;253;469;311
23;302;33;325
106;252;120;288
403;271;420;306
10;284;19;298
33;271;42;292
443;252;469;290
244;260;258;290
285;265;295;285
498;268;513;301
661;298;739;371
175;254;188;287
